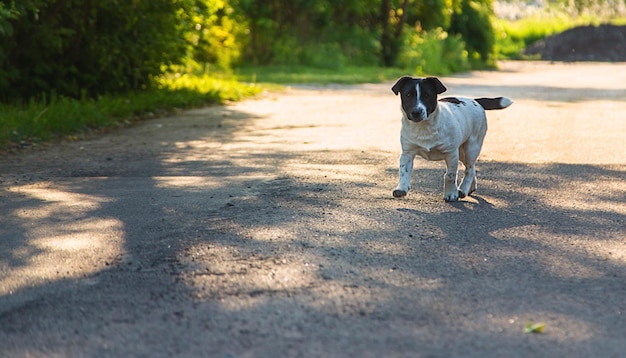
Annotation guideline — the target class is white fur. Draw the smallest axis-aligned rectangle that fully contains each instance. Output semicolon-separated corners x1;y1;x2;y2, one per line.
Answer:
411;83;428;120
499;97;513;108
394;97;487;202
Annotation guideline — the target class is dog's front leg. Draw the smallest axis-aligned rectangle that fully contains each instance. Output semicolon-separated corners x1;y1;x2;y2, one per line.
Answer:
393;151;415;198
443;154;460;202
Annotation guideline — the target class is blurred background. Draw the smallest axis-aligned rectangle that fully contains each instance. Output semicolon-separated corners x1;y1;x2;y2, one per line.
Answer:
1;0;624;148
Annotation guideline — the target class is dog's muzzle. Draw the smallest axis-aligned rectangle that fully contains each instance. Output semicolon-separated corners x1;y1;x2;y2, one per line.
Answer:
408;109;426;122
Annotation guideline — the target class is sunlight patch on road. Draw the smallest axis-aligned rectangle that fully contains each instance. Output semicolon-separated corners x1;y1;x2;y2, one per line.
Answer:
246;226;296;242
153;175;275;191
2;230;124;295
153;175;224;190
360;240;414;257
1;184;125;295
490;225;615;279
14;185;113;220
481;99;626;164
544;180;626;217
179;241;318;309
285;163;384;183
31;218;122;252
591;239;626;265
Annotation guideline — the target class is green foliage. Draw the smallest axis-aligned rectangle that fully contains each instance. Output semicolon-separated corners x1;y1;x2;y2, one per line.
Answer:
494;15;573;59
182;0;247;70
398;27;470;75
268;29;379;70
231;0;383;67
234;65;408;85
230;0;495;69
4;95;110;142
0;0;500;151
449;0;496;66
413;0;454;31
156;73;261;101
0;0;43;90
0;76;262;147
0;0;501;103
494;7;626;59
0;1;21;36
0;0;194;100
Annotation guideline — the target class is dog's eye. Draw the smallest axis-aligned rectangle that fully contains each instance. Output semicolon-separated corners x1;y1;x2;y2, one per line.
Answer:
405;93;412;97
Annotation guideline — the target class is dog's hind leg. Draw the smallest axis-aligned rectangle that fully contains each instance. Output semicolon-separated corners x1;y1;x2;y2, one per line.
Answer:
443;154;460;202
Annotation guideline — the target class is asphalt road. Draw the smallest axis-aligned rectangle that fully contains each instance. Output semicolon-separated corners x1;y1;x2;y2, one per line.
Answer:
1;61;625;357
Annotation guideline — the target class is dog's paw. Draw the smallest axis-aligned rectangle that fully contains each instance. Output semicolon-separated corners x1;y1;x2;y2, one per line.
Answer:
458;188;475;199
444;192;459;202
393;189;407;198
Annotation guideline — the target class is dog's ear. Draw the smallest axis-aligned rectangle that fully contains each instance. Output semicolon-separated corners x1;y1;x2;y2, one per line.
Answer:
424;77;447;94
391;76;413;95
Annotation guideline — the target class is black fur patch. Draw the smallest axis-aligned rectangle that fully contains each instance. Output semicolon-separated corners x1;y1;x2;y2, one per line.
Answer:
475;97;508;110
439;97;463;105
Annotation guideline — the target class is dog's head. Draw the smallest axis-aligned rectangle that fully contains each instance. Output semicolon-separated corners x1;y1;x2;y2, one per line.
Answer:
392;76;447;122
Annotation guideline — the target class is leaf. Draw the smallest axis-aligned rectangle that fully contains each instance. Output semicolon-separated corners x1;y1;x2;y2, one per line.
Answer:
524;322;545;333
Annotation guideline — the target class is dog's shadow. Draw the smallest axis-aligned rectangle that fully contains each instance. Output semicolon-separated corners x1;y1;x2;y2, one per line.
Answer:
451;194;494;210
396;193;508;244
397;193;494;211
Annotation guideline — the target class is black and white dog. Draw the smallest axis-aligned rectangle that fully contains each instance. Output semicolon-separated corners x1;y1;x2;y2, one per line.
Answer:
391;76;512;202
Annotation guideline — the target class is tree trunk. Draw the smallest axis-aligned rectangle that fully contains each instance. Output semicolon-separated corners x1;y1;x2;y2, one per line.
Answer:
380;0;409;67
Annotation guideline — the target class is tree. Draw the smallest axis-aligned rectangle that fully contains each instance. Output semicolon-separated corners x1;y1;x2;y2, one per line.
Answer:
0;0;194;100
380;0;410;67
182;0;247;71
449;0;496;65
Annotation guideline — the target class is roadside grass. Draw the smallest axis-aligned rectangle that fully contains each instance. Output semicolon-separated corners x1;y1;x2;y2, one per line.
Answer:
0;66;415;150
0;76;262;149
5;2;626;151
0;26;488;151
9;8;626;150
495;11;626;59
234;65;410;85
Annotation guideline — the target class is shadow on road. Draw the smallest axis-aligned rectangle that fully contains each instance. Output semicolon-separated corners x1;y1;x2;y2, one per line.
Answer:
1;124;624;356
1;71;625;355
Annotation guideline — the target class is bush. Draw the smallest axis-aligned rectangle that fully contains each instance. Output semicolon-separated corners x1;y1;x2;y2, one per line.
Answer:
184;0;247;71
449;0;497;66
493;4;626;59
398;27;470;75
0;0;192;101
494;14;574;59
0;75;262;146
0;0;501;104
271;39;354;70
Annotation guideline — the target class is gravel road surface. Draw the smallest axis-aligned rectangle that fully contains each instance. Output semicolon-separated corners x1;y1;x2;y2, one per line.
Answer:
1;61;625;357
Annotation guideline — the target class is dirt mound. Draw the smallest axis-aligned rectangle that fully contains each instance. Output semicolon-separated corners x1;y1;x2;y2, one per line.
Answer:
524;24;626;61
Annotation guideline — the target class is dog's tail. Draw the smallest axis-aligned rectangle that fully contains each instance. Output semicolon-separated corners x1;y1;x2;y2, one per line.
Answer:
475;97;513;110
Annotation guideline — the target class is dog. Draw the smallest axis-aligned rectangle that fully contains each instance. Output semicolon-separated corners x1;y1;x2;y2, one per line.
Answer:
391;76;512;202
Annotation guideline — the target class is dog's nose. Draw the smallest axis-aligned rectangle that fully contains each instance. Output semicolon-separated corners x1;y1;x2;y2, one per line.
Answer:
410;110;423;121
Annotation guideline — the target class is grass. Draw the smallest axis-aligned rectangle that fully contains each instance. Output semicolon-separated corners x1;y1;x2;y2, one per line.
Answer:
6;6;625;150
495;14;575;59
0;75;262;149
0;66;413;150
495;9;626;59
0;22;489;150
234;65;410;85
